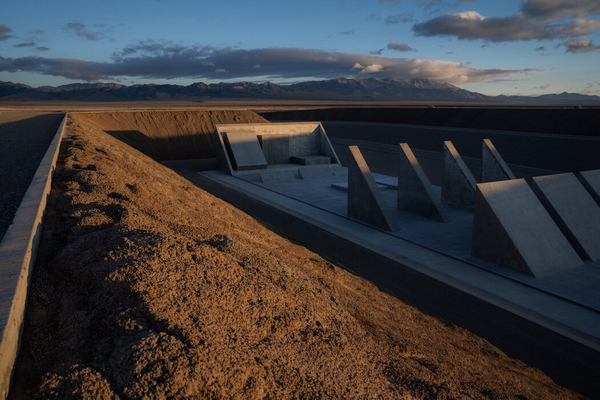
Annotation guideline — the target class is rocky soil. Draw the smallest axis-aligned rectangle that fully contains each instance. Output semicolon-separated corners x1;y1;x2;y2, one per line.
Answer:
8;111;585;398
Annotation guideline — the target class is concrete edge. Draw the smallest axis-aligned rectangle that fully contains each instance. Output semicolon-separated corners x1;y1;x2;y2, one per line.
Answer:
192;171;600;399
0;114;67;398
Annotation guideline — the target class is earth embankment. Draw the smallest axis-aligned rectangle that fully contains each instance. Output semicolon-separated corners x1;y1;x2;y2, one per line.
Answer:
74;110;269;161
8;111;585;399
260;107;600;137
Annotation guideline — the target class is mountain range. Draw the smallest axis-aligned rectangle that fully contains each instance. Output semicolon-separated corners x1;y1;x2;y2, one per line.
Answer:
1;77;599;104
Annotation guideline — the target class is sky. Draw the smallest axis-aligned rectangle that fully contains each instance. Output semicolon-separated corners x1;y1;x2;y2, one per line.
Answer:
1;0;599;96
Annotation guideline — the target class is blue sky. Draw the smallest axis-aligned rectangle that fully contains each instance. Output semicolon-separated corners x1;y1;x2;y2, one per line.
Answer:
1;0;599;96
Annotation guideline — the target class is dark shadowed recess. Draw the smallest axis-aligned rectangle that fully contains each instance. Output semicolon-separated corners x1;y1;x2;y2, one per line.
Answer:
0;113;65;242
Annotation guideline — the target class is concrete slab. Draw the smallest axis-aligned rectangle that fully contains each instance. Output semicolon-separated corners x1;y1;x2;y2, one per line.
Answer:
482;139;516;183
398;143;451;223
472;179;582;277
530;173;600;261
578;169;600;206
442;141;477;208
347;146;398;231
258;134;289;165
292;155;331;165
223;131;267;171
260;171;296;182
298;166;333;180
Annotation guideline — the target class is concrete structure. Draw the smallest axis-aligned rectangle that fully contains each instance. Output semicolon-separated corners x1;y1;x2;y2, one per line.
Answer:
222;131;268;171
298;166;333;180
579;169;600;206
441;141;477;208
530;173;600;261
0;115;67;399
481;139;516;182
472;179;582;277
347;146;398;231
215;122;340;176
260;171;295;182
398;143;451;223
258;134;289;165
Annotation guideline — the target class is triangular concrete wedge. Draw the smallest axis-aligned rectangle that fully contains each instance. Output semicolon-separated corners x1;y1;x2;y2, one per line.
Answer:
398;143;451;223
442;141;477;208
347;146;399;232
481;139;516;182
472;179;582;277
531;173;600;261
578;169;600;207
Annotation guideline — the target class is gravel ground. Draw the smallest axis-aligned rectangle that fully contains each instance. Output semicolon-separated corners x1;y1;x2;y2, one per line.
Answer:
0;112;65;242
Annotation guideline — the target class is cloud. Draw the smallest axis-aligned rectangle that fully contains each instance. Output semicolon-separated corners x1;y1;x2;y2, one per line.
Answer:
65;22;109;41
36;46;50;52
14;41;36;48
370;48;384;55
562;36;600;53
521;0;600;22
27;29;46;42
0;24;16;41
0;42;539;85
419;0;478;12
412;11;600;42
342;29;356;35
534;46;545;51
387;40;416;52
540;83;550;89
385;13;414;24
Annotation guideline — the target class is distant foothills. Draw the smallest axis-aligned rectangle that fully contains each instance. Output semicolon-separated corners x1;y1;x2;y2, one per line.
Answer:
1;77;600;104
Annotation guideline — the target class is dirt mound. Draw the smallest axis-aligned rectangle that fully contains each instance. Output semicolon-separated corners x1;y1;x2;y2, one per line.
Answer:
261;107;600;137
74;110;269;161
10;112;583;399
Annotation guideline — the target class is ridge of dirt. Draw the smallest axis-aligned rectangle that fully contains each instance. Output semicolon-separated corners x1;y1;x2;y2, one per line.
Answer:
10;113;584;399
73;110;269;161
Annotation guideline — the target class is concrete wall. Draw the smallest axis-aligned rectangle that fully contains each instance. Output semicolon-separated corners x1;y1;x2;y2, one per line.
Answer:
215;122;340;175
0;115;67;399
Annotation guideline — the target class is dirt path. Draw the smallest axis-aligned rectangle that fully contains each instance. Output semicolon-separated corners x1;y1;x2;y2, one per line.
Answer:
9;112;584;398
0;111;65;242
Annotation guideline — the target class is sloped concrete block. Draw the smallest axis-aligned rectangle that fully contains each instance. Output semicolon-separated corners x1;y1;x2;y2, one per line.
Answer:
298;166;333;180
481;139;516;182
347;146;398;231
531;173;600;261
472;179;582;277
258;134;290;165
398;143;451;223
223;131;267;171
578;169;600;206
442;141;477;208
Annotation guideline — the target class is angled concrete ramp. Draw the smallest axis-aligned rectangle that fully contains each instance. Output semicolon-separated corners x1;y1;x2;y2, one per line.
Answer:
578;169;600;206
347;146;398;231
531;173;600;261
472;179;582;277
442;141;477;208
481;139;516;182
223;131;267;171
398;143;451;223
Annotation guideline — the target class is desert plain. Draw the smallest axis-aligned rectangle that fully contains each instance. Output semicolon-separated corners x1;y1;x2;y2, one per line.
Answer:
0;103;594;399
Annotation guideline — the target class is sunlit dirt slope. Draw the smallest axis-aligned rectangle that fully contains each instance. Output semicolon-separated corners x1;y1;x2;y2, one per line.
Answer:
11;111;583;399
